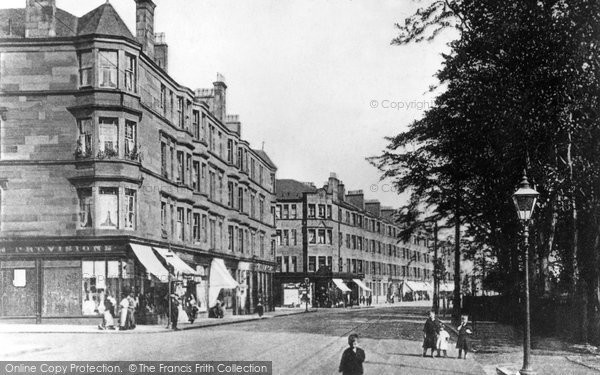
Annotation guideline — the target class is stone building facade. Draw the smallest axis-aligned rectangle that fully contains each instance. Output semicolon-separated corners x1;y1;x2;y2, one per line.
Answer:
273;173;433;307
0;0;277;323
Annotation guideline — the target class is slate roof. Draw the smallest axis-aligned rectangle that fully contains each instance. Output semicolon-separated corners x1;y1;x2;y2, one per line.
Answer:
253;149;277;169
77;2;134;39
0;2;134;40
276;179;317;200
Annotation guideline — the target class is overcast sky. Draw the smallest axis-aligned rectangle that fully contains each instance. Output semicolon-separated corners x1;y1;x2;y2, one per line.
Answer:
4;0;455;208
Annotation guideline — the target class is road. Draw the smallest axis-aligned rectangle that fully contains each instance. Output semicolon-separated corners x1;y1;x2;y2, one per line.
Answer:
0;306;485;375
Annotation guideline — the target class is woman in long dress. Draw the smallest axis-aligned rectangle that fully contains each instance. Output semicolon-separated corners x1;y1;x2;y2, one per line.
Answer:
119;295;129;330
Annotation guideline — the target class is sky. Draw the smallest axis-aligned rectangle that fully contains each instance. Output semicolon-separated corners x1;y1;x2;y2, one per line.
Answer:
3;0;456;208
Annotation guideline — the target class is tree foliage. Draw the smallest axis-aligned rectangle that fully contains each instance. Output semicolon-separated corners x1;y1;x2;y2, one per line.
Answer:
372;0;600;342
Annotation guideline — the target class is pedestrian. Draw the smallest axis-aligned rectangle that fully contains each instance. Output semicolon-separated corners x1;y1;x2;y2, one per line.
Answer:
456;315;473;359
338;333;365;375
118;293;129;330
184;293;198;323
436;324;450;357
170;293;180;330
422;310;441;357
256;295;264;317
98;292;116;330
126;292;137;330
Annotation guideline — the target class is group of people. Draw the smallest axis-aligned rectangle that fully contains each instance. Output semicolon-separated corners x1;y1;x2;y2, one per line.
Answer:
168;291;200;330
97;292;137;331
423;311;473;359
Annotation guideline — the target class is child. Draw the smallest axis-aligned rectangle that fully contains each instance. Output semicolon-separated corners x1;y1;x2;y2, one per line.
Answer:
339;333;366;375
456;315;473;359
436;324;450;357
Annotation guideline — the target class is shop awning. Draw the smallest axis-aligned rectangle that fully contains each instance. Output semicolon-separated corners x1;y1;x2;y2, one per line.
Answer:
332;278;351;292
208;258;239;308
439;283;455;292
404;280;432;292
153;247;200;276
130;244;170;282
352;279;372;292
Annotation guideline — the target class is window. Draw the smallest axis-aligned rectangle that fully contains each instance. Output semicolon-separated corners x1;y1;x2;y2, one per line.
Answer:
308;229;316;244
193;161;200;191
259;198;264;222
98;118;118;156
251;158;256;180
77;118;93;157
291;204;297;219
160;84;167;113
186;155;192;187
78;51;93;87
318;256;326;270
283;230;289;246
193;213;201;243
327;230;332;245
125;121;136;159
259;165;264;186
98;51;117;88
227;139;233;163
210;219;216;248
124;53;136;92
292;229;297;245
228;225;235;251
318;204;325;218
318;229;326;244
202;214;208;243
124;189;136;229
238;187;244;212
227;182;234;207
283;205;289;219
308;256;316;272
177;97;184;128
176;151;184;184
308;204;315;218
176;207;184;241
77;188;93;228
327;205;332;219
98;187;118;228
275;205;282;219
291;256;297;272
218;132;223;159
238;228;244;253
161;201;167;236
209;171;216;200
275;230;282;246
193;110;200;139
161;142;168;178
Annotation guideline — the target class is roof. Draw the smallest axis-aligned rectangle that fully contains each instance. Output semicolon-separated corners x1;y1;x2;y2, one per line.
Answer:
252;149;277;170
0;3;133;40
276;179;317;200
77;2;134;39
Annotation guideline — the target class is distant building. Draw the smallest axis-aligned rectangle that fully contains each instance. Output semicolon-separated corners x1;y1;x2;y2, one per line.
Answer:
273;173;433;307
0;0;277;323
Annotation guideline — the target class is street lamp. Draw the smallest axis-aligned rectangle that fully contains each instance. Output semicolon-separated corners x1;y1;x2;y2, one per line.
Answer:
512;171;539;375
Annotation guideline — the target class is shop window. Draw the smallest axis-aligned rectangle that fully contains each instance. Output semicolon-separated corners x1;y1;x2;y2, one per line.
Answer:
76;118;93;158
78;51;93;87
98;50;117;88
98;187;118;228
12;269;26;287
124;189;136;229
98;117;118;158
82;260;119;316
124;53;136;92
77;188;93;228
125;121;137;160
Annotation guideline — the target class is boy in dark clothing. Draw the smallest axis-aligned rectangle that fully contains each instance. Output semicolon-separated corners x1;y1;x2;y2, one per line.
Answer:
339;333;366;375
456;315;473;359
422;310;441;357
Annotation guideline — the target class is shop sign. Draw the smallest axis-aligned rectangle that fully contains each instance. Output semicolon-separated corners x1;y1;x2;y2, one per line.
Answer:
0;244;119;254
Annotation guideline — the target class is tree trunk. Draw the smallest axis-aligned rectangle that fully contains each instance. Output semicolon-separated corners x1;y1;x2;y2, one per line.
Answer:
452;183;462;325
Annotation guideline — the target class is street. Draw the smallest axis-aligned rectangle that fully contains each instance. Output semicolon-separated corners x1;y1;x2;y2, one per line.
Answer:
0;306;485;375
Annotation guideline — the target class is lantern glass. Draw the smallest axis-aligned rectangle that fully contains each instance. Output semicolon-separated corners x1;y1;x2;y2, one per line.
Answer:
512;179;539;222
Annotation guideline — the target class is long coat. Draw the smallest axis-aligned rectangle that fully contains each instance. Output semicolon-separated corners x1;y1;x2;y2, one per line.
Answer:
339;347;365;375
422;317;441;349
456;323;473;351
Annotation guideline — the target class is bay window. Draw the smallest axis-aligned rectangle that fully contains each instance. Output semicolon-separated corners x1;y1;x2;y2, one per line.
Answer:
76;118;93;158
125;121;136;159
98;187;118;228
79;51;93;87
124;189;136;229
98;51;117;88
77;188;93;228
98;118;118;157
124;53;136;92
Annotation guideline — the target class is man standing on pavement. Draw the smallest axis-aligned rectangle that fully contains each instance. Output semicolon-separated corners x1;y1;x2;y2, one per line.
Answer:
422;310;441;357
170;293;180;331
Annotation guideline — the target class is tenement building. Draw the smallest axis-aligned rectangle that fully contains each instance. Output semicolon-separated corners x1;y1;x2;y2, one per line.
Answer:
273;173;433;307
0;0;277;323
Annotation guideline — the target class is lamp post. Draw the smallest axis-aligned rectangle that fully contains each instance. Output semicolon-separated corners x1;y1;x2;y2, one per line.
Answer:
512;171;539;375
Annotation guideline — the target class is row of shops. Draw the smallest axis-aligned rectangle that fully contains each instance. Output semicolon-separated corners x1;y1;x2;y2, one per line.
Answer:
0;241;274;324
274;274;454;307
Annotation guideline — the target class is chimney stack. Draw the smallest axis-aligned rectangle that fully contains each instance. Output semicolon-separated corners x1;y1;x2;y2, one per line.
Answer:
154;32;168;71
213;73;227;122
25;0;56;38
135;0;156;58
